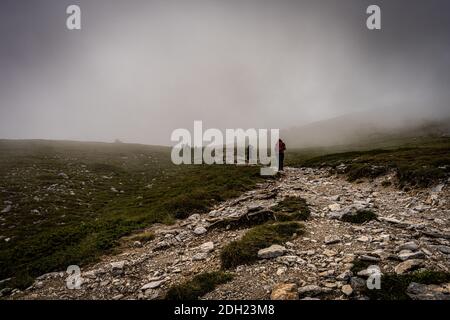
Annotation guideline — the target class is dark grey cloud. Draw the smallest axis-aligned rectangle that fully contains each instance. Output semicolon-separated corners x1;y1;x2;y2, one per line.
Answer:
0;0;449;145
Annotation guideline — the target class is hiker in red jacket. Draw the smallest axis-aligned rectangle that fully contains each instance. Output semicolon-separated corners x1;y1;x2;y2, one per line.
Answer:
276;139;286;171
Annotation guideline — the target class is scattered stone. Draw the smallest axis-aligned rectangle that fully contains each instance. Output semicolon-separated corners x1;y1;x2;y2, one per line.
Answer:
258;245;287;259
336;270;353;281
398;250;425;261
341;284;353;296
431;184;445;193
356;236;370;242
110;261;126;275
141;280;164;290
199;241;214;253
359;255;380;263
270;283;298;300
328;203;341;212
350;277;367;292
432;245;450;255
324;236;341;245
407;282;450;300
192;252;208;261
323;249;337;257
396;241;419;252
276;267;287;276
298;285;331;297
330;195;341;202
193;226;207;235
394;259;424;275
1;205;12;214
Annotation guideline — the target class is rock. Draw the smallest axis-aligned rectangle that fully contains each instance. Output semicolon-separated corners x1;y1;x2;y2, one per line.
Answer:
328;203;341;212
199;241;214;253
188;214;201;221
323;249;337;257
406;282;450;300
276;267;287;276
192;252;208;261
432;245;450;254
58;172;69;179
356;236;370;242
341;284;353;296
247;205;263;213
394;259;424;275
277;255;306;265
298;285;331;297
336;270;353;281
398;250;425;261
258;245;287;259
154;240;170;251
1;205;12;214
330;195;341;202
112;294;124;300
350;277;367;292
141;280;164;290
336;163;347;173
133;241;143;248
421;229;450;240
359;255;380;263
110;261;126;275
379;217;404;225
396;241;419;252
431;184;445;193
270;283;298;300
324;236;341;245
193;226;207;235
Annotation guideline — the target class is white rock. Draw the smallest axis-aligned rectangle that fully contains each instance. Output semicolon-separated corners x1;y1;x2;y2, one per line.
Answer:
356;236;370;242
193;226;207;235
341;284;353;296
192;252;208;261
199;241;214;253
1;205;12;213
258;245;287;259
141;280;164;290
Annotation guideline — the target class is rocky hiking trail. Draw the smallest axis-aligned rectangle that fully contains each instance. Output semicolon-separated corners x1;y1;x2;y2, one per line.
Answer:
11;167;450;300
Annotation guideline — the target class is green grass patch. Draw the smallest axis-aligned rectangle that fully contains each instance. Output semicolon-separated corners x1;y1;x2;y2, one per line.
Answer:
341;210;378;224
272;196;310;221
165;271;233;300
220;222;303;269
365;270;450;300
0;140;264;289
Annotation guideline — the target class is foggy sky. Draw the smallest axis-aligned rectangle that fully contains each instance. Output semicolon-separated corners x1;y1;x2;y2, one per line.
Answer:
1;0;449;145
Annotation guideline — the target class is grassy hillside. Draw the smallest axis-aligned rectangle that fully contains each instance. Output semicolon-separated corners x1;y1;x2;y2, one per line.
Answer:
286;137;450;187
0;140;263;289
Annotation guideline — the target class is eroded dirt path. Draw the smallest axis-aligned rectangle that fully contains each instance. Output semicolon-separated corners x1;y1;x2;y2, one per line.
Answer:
11;167;450;300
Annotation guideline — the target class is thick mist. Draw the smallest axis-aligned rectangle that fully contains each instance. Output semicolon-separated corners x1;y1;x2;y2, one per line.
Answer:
0;0;449;146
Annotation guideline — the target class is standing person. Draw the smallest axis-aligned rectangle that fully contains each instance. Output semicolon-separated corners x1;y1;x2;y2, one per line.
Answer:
276;139;286;171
